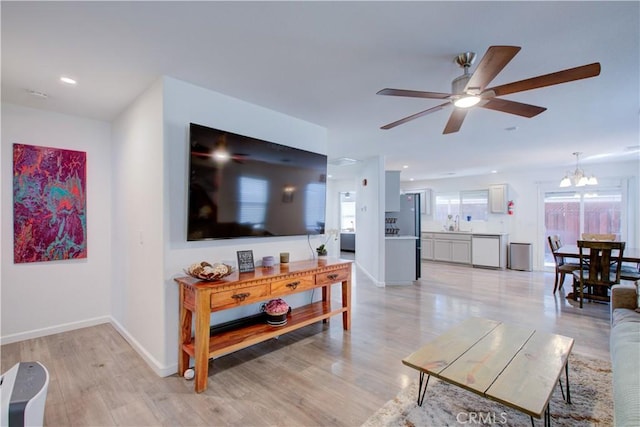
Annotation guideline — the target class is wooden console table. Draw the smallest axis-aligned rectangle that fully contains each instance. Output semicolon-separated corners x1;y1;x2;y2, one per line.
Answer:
174;258;352;392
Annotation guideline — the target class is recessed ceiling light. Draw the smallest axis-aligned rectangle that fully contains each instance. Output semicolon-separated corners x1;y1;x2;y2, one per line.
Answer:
60;76;77;85
409;178;414;181
491;170;498;174
403;165;409;169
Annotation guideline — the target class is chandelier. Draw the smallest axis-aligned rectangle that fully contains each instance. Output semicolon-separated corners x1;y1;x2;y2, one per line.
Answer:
559;152;598;187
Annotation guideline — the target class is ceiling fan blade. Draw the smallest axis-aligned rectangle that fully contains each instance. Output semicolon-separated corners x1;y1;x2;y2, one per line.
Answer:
487;63;601;97
443;108;468;134
381;102;450;130
464;46;521;93
480;98;547;118
377;88;451;99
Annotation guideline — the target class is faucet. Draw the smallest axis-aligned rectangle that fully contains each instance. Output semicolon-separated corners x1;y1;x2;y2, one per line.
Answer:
454;215;460;231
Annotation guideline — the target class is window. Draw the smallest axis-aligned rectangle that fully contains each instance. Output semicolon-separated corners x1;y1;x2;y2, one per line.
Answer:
435;192;460;222
239;177;268;228
435;190;489;222
340;192;356;232
543;187;623;266
460;190;489;221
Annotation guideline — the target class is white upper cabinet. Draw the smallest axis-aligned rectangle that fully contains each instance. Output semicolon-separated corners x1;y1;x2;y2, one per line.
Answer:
489;184;508;214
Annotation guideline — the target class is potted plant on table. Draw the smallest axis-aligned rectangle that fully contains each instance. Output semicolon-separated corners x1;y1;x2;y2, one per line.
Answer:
316;244;328;257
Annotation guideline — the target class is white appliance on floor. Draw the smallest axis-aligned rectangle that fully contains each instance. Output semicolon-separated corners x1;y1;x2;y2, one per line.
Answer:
0;361;49;427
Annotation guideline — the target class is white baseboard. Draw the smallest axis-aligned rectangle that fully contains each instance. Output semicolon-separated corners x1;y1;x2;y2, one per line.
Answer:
354;260;385;287
0;316;111;345
0;316;178;378
107;317;177;378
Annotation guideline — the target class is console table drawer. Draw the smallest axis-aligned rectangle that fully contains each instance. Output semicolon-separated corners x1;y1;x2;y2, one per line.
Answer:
270;275;315;296
211;284;270;311
316;268;350;286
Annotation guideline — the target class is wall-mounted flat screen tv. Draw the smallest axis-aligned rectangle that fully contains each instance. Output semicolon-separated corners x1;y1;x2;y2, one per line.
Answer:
187;123;327;240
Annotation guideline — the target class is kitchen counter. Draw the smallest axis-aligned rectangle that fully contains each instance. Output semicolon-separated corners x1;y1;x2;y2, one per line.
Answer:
385;236;419;285
421;232;509;268
422;231;508;236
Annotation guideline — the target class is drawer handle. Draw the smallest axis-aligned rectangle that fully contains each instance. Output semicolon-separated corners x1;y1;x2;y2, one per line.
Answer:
327;273;339;280
286;281;300;290
232;292;250;302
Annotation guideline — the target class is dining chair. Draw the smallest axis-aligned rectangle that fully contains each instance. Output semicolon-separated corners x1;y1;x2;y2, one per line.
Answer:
548;235;580;294
572;240;625;308
620;262;640;284
581;233;616;241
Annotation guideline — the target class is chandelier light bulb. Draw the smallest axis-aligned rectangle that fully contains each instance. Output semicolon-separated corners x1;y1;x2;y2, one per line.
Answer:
559;152;597;188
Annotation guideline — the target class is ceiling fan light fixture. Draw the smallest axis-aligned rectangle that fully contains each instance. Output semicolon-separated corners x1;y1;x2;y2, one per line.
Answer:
454;95;481;108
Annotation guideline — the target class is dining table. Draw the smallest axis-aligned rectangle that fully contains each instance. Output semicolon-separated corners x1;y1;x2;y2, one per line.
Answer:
556;243;640;305
556;244;640;264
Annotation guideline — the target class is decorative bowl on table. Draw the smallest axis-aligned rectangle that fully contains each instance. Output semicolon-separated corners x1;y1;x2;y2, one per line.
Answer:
263;298;290;326
184;261;233;281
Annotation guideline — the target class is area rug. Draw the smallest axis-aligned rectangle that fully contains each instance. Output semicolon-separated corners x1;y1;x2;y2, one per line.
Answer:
363;353;613;426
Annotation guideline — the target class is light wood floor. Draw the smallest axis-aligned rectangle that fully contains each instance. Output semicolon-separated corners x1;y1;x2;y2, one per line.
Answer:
1;260;612;426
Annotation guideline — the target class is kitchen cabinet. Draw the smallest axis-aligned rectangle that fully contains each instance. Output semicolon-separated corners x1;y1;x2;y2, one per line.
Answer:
451;240;472;263
489;184;508;214
421;234;434;260
385;171;401;212
431;232;472;264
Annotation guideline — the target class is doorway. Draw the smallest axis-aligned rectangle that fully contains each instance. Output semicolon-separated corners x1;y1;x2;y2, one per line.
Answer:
543;187;623;267
340;191;356;252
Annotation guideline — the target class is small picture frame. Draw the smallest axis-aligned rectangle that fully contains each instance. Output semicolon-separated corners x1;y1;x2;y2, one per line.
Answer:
236;250;255;273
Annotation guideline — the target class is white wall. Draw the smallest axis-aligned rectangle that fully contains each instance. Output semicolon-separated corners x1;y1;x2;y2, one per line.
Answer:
354;156;386;285
1;77;329;377
402;160;639;270
111;79;167;371
161;77;328;374
1;104;112;342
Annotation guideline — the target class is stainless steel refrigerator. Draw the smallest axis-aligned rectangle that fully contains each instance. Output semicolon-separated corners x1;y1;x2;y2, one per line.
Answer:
396;193;421;279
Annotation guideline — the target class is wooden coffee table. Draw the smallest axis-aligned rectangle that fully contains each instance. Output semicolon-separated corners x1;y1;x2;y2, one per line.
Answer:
403;318;574;426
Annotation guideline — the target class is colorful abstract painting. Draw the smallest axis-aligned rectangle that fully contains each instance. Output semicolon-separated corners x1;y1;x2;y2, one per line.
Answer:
13;144;87;263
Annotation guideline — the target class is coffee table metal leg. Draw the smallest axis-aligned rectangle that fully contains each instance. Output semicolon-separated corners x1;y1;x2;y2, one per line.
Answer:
565;360;571;404
545;403;551;427
557;360;572;405
417;372;430;406
530;403;551;427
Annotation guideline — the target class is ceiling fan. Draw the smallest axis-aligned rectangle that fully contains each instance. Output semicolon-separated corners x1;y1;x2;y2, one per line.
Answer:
377;46;600;134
